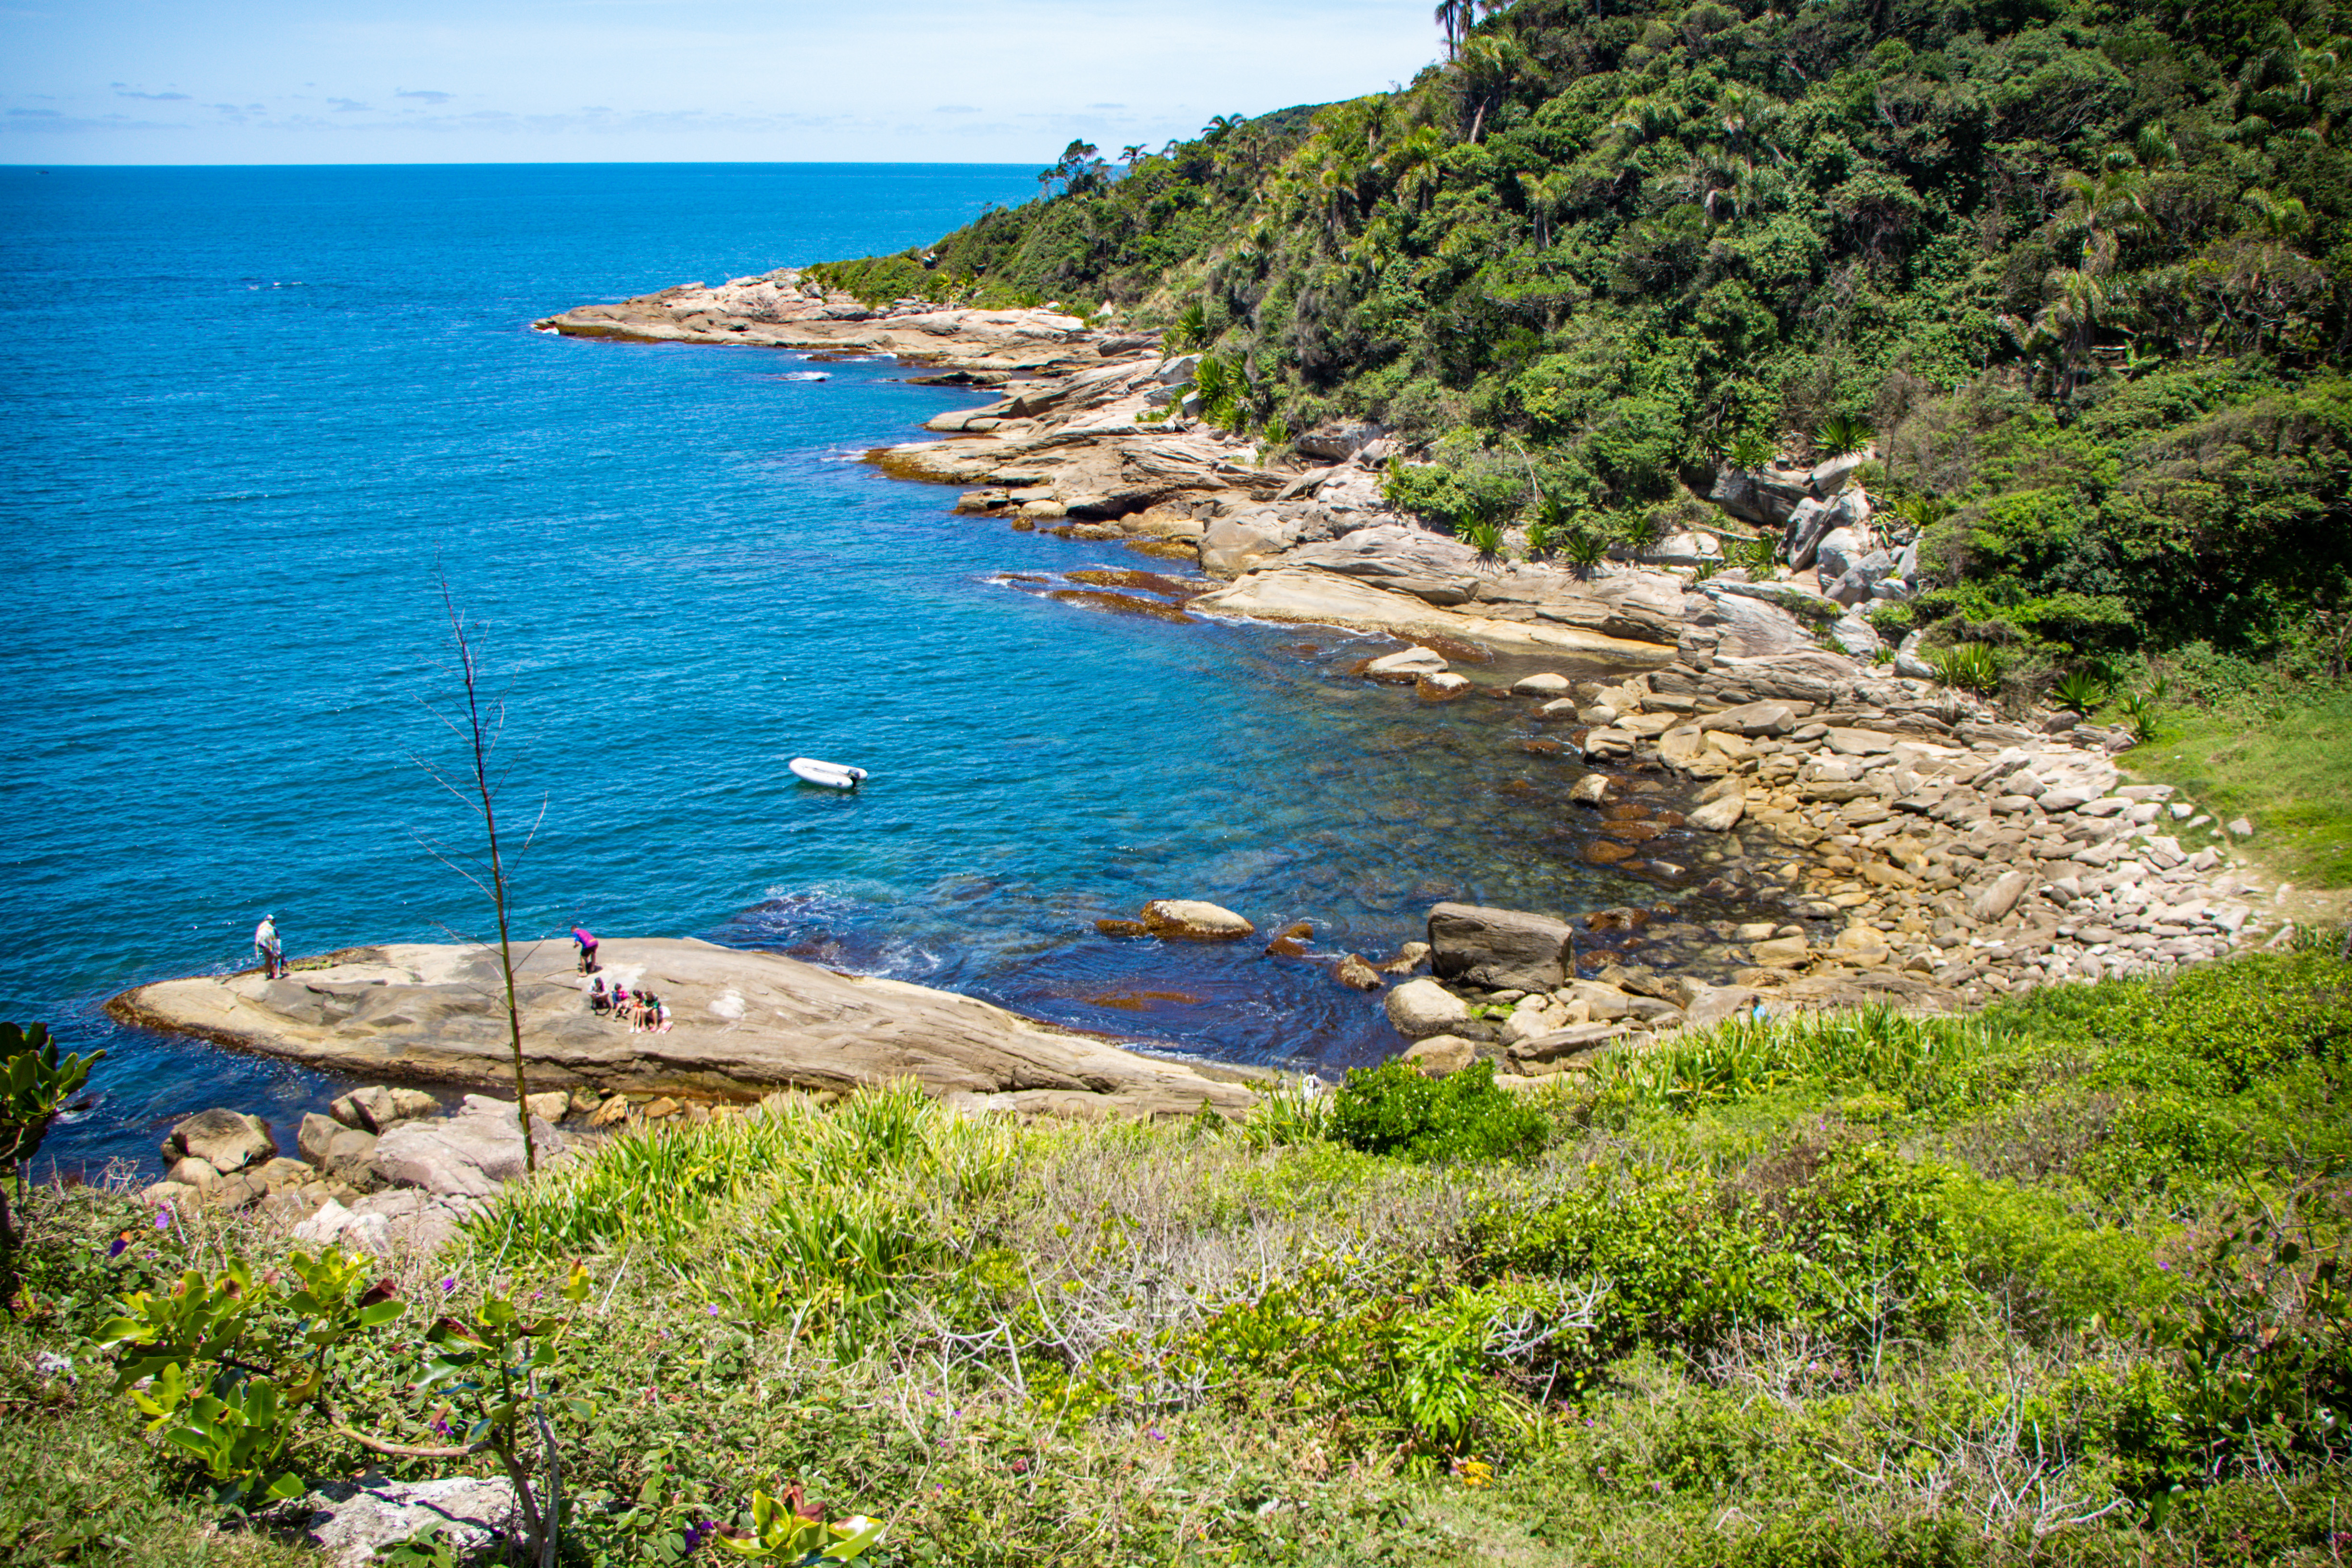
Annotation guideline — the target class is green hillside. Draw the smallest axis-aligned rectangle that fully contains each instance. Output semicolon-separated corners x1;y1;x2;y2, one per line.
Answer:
815;0;2352;689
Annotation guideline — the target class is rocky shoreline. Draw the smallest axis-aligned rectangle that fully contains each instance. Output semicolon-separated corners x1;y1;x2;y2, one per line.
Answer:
100;270;2286;1245
539;267;2284;1016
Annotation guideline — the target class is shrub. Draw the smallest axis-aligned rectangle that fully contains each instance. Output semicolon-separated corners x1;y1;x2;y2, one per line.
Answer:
1325;1060;1549;1165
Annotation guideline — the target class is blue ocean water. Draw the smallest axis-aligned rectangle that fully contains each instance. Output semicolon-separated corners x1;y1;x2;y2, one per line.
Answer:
1;163;1668;1176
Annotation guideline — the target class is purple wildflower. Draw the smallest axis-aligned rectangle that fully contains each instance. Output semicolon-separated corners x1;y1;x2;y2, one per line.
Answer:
1145;1427;1167;1443
707;1304;720;1317
431;1415;451;1437
438;1276;457;1293
107;1235;129;1259
154;1209;172;1230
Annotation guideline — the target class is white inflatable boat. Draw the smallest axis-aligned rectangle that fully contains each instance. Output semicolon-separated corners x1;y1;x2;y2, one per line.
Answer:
788;756;868;790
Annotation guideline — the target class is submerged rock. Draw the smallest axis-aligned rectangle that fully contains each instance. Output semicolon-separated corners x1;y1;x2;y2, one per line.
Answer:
1139;900;1256;940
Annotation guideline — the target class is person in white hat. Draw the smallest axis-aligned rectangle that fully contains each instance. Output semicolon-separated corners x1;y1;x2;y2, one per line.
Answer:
253;914;283;979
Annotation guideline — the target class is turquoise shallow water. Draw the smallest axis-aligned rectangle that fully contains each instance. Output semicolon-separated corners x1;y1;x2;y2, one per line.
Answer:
1;163;1676;1176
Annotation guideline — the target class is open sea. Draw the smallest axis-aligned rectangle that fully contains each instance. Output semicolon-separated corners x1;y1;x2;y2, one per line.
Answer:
1;163;1672;1177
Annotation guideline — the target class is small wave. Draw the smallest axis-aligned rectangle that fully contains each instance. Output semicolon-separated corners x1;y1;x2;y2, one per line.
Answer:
780;371;830;382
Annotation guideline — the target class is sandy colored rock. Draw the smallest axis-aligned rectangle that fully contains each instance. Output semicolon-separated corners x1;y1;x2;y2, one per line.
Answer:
162;1108;276;1174
1386;978;1471;1040
1140;900;1256;940
108;937;1254;1118
1401;1035;1477;1077
1689;793;1746;831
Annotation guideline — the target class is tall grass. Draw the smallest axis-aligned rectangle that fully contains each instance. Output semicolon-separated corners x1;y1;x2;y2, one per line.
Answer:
461;1081;1026;1337
2135;687;2352;886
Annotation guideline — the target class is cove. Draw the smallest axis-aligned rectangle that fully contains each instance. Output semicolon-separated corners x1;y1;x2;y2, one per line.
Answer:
3;164;1668;1176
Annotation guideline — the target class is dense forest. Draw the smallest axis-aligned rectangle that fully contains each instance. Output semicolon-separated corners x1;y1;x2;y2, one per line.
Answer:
814;0;2352;688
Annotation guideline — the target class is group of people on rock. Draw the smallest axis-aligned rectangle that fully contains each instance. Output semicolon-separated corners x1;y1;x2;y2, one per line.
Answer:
575;928;671;1033
586;973;671;1033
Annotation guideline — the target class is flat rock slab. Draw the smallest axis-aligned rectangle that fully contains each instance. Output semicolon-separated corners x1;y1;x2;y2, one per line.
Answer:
109;938;1252;1117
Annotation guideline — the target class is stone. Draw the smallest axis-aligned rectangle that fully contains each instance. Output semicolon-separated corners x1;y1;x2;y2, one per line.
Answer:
1568;774;1614;807
1140;900;1255;940
1512;672;1571;697
305;1476;522;1568
165;1155;221;1191
524;1091;571;1123
162;1108;276;1174
331;1085;439;1134
2227;817;2254;839
255;1157;314;1192
299;1112;382;1187
1688;793;1746;832
1507;1022;1629;1068
139;1179;200;1211
1971;871;2033;923
1198;512;1296;577
1379;940;1433;974
1335;954;1384;992
369;1094;569;1199
1418;672;1473;699
1700;700;1797;736
1427;902;1577;991
1364;646;1447;681
1657;727;1707;770
1401;1035;1477;1077
1749;936;1812;968
1813;527;1871;581
1386;978;1472;1040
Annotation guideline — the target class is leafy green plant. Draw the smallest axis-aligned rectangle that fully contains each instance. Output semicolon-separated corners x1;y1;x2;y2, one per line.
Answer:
1521;517;1555;558
1;1021;102;1300
1560;528;1609;577
2052;667;2111;713
1929;641;2004;695
1462;517;1506;565
1813;413;1875;459
1164;301;1208;352
100;1248;405;1507
1326;1060;1549;1165
375;1524;465;1568
1726;430;1774;471
1237;1076;1330;1150
712;1485;885;1564
1730;528;1780;573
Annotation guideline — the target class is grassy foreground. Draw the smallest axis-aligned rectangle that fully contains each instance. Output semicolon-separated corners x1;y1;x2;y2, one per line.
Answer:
5;944;2349;1567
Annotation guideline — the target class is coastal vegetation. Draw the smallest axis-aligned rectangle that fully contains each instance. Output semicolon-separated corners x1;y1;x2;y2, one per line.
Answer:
813;0;2352;730
7;940;2349;1563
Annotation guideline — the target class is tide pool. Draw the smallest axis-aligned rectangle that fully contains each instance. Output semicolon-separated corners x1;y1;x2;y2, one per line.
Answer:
0;163;1666;1175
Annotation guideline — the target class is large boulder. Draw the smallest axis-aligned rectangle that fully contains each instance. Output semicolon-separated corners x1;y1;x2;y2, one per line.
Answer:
161;1109;275;1174
1199;511;1297;577
329;1084;440;1134
298;1112;382;1189
107;937;1257;1118
1385;978;1471;1040
1813;527;1870;582
1426;903;1577;991
369;1094;567;1199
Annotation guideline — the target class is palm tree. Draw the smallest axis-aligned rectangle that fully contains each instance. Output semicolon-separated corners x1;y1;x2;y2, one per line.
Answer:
1451;34;1530;143
1518;170;1563;246
1434;0;1473;59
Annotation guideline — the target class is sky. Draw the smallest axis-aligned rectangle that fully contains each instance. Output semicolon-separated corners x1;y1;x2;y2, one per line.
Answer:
1;0;1445;164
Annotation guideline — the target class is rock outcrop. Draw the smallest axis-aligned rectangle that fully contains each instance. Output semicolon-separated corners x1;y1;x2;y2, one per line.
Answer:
108;937;1252;1118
